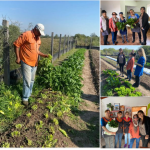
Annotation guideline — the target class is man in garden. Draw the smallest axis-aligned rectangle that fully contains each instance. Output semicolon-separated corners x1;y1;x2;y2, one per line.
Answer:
13;23;48;106
101;110;116;148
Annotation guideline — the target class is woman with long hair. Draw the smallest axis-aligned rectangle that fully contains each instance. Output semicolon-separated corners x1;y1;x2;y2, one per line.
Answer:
139;7;149;45
128;9;141;44
109;12;119;45
129;114;141;148
138;110;150;147
117;48;126;77
133;48;146;87
100;10;110;45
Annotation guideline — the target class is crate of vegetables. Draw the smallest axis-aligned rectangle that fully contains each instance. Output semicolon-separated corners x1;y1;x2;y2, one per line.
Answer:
104;120;118;135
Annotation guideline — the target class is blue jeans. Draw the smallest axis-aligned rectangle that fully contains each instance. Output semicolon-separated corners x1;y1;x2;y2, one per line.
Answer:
127;70;132;80
125;133;130;145
111;31;118;44
21;61;37;101
130;137;141;148
115;133;123;148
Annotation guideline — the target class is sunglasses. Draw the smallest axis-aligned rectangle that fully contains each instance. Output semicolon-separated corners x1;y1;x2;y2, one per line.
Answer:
133;117;137;119
112;14;116;15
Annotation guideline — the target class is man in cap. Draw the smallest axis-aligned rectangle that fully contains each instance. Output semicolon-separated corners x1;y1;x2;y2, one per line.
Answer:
14;23;48;106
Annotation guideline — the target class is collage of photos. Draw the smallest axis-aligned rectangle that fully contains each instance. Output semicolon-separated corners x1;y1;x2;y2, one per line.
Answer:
100;0;150;149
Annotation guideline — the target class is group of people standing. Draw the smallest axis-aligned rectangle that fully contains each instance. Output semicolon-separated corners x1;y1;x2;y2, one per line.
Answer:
101;109;150;148
117;48;146;87
100;7;149;45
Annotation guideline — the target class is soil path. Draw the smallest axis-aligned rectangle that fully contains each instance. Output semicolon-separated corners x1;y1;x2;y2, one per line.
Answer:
56;50;99;147
101;59;150;96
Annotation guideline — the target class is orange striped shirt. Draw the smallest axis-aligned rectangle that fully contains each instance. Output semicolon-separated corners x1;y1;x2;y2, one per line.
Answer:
13;30;41;67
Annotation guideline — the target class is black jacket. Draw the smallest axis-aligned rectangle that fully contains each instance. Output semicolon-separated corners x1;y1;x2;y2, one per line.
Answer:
139;116;150;136
117;53;126;65
140;12;149;30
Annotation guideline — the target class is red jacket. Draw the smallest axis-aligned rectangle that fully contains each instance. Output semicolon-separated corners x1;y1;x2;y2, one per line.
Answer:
126;57;135;72
109;18;118;32
129;122;141;139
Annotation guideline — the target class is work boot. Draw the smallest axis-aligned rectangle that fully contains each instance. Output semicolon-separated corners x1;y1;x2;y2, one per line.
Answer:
126;39;129;43
23;101;28;106
132;40;135;43
122;40;125;43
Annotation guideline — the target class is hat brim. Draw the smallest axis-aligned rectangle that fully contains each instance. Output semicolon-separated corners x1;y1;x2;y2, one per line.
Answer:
39;30;45;36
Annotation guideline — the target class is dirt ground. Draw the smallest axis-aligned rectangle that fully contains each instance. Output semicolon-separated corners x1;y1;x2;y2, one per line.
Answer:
90;49;99;94
100;28;150;45
101;58;150;96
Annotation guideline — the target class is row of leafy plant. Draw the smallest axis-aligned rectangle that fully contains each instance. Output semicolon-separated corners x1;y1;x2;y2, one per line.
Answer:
102;69;142;97
0;48;87;147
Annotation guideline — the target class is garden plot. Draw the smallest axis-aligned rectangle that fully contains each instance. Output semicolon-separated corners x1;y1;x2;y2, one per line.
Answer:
0;49;99;147
101;59;150;96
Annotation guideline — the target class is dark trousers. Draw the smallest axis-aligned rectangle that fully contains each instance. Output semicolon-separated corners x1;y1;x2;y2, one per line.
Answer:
142;28;148;43
135;76;141;87
119;64;124;73
132;32;141;41
127;70;132;81
141;135;149;147
111;31;117;44
104;35;108;45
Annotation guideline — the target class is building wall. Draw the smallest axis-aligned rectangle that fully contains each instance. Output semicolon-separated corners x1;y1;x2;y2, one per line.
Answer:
101;97;150;117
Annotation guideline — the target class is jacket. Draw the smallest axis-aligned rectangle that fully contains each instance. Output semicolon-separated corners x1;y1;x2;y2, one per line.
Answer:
138;116;150;136
109;18;118;32
140;12;149;30
117;53;126;65
126;57;135;72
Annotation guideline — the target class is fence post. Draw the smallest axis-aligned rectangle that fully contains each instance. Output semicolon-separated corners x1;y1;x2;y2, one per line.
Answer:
67;35;69;52
90;37;92;49
58;34;62;59
51;32;54;63
2;20;10;86
63;35;66;54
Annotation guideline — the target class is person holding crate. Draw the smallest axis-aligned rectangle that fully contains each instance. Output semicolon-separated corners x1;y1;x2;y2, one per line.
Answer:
133;48;146;87
123;111;132;148
115;111;124;148
13;24;48;106
101;110;116;148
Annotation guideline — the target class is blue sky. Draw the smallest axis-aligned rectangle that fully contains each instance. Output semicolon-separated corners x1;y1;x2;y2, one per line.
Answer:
0;1;99;36
100;45;142;51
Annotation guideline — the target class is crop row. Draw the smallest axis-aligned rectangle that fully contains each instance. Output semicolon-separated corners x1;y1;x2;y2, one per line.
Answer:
102;69;142;97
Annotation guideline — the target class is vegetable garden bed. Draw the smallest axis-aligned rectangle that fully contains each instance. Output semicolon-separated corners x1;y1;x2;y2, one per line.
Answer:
0;48;95;147
101;69;142;97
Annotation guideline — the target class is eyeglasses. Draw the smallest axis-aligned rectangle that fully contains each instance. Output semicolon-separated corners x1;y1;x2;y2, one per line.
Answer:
133;117;137;119
112;14;116;15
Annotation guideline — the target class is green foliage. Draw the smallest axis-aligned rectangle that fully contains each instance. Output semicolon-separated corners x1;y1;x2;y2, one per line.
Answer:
15;124;23;129
108;120;118;128
59;127;69;138
37;49;86;105
53;118;59;125
11;131;20;137
116;18;137;30
35;120;44;130
2;142;10;148
42;134;57;147
31;105;38;111
26;113;31;118
26;138;32;146
49;126;55;134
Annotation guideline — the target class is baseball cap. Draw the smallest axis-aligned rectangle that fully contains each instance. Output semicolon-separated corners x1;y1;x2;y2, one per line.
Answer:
35;23;45;36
